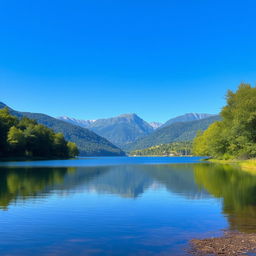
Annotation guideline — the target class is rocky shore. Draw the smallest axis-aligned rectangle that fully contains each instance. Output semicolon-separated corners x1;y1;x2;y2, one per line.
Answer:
189;231;256;256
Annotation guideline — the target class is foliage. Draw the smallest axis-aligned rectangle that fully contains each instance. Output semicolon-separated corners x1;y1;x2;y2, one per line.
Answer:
0;108;79;158
193;84;256;159
130;141;192;156
67;141;79;157
0;102;125;156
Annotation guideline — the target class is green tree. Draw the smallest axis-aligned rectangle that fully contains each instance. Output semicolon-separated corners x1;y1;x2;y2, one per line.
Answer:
193;83;256;159
0;108;18;156
53;133;68;157
193;122;228;158
0;110;79;159
17;117;37;130
67;142;79;157
7;126;26;155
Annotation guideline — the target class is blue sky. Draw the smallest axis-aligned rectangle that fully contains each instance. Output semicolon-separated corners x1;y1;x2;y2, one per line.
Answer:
1;0;256;123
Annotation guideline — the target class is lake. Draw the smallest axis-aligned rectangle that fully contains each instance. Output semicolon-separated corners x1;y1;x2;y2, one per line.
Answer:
0;157;255;255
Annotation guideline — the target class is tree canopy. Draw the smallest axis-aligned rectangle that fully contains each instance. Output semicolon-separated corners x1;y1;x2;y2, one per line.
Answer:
193;84;256;159
0;108;79;159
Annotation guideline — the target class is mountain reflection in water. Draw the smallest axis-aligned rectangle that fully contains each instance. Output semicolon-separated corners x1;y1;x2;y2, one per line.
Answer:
0;164;209;209
1;162;256;244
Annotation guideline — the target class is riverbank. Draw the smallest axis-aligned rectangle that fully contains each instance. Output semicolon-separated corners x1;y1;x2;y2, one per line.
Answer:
190;231;256;256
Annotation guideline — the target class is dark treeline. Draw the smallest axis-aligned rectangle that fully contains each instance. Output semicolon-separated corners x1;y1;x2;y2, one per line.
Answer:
193;84;256;159
0;108;79;159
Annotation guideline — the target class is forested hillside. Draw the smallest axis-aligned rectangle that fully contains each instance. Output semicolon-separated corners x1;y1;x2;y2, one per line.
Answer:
0;108;78;159
130;142;192;156
124;115;220;151
0;103;125;156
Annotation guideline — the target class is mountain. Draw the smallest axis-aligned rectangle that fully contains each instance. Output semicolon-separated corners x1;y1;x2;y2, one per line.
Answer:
124;115;221;151
149;122;163;129
0;102;125;156
58;116;95;128
161;113;215;128
59;113;154;148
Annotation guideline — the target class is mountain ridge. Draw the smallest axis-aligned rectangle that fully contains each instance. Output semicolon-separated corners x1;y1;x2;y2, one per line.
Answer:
149;122;163;129
58;112;218;149
59;113;154;147
161;113;215;128
124;115;221;151
58;116;96;128
0;102;125;156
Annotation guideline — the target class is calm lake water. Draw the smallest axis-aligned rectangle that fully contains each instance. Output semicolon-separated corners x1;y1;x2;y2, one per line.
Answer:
0;157;255;256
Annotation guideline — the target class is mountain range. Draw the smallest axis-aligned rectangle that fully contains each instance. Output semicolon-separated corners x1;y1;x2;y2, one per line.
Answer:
59;113;154;147
0;101;219;155
0;102;125;156
161;113;215;128
58;112;219;150
124;115;220;151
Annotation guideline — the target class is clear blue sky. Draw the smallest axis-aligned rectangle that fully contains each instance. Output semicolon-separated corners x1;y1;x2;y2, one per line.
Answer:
1;0;256;123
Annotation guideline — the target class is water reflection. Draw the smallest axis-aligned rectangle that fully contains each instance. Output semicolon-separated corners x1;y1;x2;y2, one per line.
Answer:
0;167;68;209
0;164;208;209
194;163;256;233
1;162;256;233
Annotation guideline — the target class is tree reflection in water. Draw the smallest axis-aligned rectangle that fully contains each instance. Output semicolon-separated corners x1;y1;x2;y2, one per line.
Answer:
1;162;256;234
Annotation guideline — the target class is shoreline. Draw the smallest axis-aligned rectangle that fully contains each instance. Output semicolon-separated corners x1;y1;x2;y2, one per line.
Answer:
189;230;256;256
188;158;256;255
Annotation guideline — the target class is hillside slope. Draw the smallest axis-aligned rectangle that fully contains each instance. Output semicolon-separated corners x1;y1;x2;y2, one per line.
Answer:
124;115;220;151
0;102;125;156
161;113;215;128
59;113;154;147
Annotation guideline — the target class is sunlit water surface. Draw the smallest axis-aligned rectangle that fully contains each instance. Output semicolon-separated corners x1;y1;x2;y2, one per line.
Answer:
0;157;255;255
